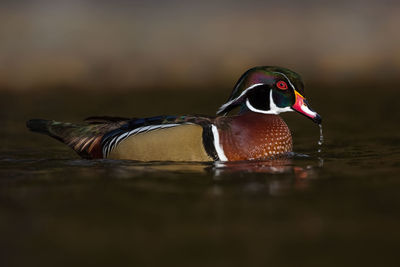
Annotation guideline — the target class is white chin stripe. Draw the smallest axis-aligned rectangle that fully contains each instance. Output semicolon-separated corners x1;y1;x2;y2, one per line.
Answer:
245;91;293;115
211;125;228;161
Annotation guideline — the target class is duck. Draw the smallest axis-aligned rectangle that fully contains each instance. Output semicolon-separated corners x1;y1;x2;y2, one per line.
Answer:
27;66;321;162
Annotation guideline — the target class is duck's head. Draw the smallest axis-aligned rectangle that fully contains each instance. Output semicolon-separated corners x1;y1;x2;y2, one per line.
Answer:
217;66;321;124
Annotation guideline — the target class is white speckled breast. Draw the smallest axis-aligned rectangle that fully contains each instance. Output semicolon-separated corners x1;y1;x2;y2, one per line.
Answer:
216;112;292;161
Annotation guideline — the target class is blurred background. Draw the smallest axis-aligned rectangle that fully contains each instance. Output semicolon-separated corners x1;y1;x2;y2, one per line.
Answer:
1;0;400;92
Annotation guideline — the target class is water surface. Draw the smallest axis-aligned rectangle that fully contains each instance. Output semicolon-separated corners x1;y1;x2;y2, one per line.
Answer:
0;88;399;267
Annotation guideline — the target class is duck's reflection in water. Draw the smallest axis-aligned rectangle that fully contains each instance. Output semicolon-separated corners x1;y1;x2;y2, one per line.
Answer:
105;156;322;196
210;158;320;196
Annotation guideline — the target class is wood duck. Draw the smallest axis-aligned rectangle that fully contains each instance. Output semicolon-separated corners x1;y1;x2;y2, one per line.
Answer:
27;66;321;162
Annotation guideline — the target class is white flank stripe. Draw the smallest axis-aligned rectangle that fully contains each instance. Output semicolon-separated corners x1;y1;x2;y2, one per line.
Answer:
161;123;180;129
147;125;162;131
115;132;129;144
211;125;228;161
126;128;140;137
137;125;151;134
103;123;183;158
109;138;119;152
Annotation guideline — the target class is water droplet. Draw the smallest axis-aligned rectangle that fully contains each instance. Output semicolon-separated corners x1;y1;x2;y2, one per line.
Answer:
318;124;324;146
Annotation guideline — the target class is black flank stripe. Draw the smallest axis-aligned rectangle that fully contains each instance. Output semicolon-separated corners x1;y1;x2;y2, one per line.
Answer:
202;125;219;161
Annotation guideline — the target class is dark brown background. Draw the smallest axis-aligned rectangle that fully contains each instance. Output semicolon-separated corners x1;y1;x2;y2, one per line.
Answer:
1;0;399;92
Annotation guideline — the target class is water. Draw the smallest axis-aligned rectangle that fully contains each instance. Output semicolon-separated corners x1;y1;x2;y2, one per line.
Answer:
318;124;324;146
0;88;399;267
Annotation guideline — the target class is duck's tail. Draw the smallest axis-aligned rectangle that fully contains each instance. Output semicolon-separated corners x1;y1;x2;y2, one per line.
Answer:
26;118;127;159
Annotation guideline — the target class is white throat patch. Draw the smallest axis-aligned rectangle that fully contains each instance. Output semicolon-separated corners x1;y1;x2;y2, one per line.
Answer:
246;90;292;115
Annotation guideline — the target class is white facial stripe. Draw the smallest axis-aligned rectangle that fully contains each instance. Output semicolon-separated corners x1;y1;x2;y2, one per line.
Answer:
269;90;293;113
217;83;264;114
246;99;276;114
211;125;228;161
245;91;293;115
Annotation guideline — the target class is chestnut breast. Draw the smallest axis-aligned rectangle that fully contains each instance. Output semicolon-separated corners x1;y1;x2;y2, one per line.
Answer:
217;112;292;161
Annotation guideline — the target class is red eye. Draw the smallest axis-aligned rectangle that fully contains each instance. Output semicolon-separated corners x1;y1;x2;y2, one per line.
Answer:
276;81;288;90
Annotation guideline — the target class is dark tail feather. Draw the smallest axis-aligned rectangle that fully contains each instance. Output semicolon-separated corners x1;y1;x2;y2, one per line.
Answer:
27;119;79;144
26;118;125;159
26;119;53;135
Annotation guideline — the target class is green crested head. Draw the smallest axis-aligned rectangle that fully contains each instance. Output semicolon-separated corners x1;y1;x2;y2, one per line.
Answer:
217;66;321;124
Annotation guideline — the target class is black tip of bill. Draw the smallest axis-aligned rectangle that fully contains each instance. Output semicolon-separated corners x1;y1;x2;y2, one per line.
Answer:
313;114;322;124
